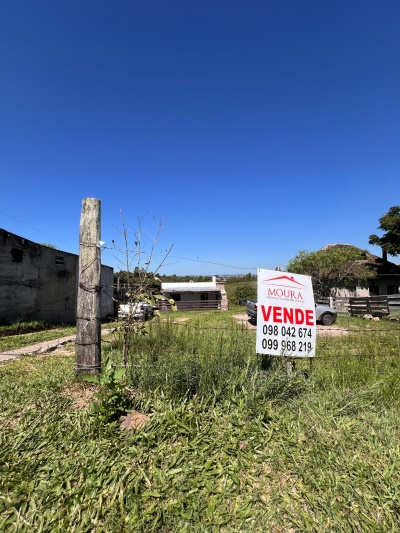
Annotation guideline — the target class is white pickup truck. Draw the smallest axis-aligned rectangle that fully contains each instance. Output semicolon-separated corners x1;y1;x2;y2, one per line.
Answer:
117;301;154;321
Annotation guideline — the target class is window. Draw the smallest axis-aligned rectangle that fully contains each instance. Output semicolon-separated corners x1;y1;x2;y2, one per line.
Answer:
11;248;24;262
369;285;379;296
55;256;65;266
387;286;399;295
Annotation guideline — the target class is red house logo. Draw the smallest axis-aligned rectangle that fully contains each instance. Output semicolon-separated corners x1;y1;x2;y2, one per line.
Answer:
261;275;307;302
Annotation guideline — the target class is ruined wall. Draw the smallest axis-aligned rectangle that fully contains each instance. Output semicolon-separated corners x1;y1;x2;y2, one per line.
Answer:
0;229;113;323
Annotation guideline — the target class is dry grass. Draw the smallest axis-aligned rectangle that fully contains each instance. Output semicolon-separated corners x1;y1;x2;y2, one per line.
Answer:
60;381;99;410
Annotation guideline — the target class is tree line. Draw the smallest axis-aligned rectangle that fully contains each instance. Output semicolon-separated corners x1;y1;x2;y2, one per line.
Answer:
115;269;257;284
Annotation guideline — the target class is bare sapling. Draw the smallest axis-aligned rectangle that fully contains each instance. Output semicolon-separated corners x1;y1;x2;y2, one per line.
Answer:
112;212;175;366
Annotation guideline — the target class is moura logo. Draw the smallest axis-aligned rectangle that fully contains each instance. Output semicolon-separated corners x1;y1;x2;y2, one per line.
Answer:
262;275;307;302
267;288;303;300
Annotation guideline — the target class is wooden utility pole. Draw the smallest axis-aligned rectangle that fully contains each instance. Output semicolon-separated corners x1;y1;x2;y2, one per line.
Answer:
75;198;102;375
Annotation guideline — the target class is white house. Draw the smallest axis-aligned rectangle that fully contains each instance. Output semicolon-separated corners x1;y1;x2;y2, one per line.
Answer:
161;276;228;311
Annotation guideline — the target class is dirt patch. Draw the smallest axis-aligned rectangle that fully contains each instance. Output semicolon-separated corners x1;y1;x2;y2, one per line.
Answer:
316;325;351;336
60;382;99;410
232;314;350;336
38;343;76;357
120;411;151;434
233;314;256;330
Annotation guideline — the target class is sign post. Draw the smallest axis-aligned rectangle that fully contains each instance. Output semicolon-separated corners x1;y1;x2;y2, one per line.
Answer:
256;269;316;359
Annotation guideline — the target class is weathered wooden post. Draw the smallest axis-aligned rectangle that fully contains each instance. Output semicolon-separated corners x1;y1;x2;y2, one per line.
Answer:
75;198;102;375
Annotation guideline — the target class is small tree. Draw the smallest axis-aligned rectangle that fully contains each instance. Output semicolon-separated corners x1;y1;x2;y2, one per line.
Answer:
286;245;375;297
113;212;174;365
369;206;400;257
234;283;257;303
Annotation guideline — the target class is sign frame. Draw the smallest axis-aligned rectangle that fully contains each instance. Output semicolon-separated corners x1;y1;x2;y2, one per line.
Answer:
256;269;316;358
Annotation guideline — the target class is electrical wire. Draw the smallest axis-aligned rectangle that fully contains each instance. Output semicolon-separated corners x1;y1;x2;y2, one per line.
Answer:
0;209;78;251
0;210;258;271
104;246;258;271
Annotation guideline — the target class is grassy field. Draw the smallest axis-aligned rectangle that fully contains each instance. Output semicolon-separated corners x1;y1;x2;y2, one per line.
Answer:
1;310;400;531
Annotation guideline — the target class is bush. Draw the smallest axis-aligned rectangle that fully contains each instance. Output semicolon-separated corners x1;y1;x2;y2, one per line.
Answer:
233;283;257;303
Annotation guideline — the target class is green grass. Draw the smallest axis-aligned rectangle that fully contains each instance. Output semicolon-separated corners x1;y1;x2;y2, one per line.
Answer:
1;312;400;531
0;322;113;352
0;320;68;335
0;328;77;352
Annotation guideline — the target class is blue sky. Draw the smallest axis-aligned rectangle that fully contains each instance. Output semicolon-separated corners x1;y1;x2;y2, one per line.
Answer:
1;0;399;275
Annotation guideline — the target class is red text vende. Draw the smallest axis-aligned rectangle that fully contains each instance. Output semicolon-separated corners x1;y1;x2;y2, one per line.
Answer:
261;305;314;325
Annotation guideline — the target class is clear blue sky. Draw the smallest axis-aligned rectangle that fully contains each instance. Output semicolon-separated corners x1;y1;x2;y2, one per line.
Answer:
1;0;399;275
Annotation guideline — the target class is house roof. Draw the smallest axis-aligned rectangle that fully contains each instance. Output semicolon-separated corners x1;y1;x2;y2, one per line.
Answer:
320;244;400;277
368;256;400;276
161;282;219;292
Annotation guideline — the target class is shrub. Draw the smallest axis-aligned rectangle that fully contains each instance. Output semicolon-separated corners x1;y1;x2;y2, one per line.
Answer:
233;283;257;303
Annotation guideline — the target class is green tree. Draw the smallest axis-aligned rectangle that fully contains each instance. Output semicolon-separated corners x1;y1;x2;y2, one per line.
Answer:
234;283;257;303
286;245;374;297
369;206;400;257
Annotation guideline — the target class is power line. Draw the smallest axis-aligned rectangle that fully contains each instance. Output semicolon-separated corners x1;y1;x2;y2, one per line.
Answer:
0;209;78;251
0;209;257;271
106;246;258;271
160;254;258;271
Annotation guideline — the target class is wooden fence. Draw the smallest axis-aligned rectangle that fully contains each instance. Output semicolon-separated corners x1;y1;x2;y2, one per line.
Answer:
315;296;350;316
316;295;400;318
158;300;222;312
348;296;389;317
388;295;400;317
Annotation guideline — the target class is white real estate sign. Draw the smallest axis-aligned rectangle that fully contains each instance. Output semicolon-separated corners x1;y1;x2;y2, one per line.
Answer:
256;269;316;357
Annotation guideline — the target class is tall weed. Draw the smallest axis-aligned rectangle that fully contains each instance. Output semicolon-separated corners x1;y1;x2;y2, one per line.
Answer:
105;318;308;405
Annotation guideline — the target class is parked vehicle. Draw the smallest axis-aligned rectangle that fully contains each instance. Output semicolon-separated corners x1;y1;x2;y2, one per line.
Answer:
246;300;337;326
315;303;337;325
246;299;258;324
118;301;154;321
